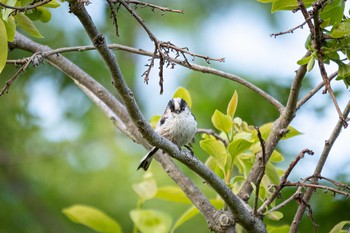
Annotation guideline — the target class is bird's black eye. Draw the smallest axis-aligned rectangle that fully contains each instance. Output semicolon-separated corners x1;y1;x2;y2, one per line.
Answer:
167;99;176;112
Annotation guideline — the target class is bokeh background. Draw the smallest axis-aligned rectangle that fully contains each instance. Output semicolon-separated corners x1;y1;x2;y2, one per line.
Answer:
1;0;349;232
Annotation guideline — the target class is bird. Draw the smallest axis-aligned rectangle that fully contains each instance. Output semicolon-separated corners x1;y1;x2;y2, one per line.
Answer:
137;98;197;171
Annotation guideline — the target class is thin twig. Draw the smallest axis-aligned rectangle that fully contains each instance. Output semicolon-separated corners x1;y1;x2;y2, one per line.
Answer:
270;21;307;38
253;126;265;216
106;0;119;36
196;128;228;146
258;149;314;214
290;100;350;233
120;0;184;13
6;43;283;111
0;0;52;12
286;182;350;197
0;53;43;96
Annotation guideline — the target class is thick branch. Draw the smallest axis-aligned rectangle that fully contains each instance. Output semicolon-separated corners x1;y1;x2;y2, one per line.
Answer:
69;1;266;232
10;32;233;232
238;51;309;201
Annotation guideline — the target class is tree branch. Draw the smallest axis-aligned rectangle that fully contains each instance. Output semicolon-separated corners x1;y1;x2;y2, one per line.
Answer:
10;32;235;232
238;51;309;201
6;42;284;112
69;1;266;231
290;100;350;233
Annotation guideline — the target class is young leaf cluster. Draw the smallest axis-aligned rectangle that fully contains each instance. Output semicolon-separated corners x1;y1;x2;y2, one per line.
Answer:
0;0;60;72
200;91;301;220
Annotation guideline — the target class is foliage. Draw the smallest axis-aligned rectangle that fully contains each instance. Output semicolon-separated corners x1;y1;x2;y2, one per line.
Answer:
1;0;350;233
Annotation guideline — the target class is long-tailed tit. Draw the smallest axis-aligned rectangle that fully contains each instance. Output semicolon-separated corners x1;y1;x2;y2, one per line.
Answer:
137;98;197;171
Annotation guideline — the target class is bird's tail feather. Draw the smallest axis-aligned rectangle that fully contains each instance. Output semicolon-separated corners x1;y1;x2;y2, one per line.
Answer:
137;147;159;171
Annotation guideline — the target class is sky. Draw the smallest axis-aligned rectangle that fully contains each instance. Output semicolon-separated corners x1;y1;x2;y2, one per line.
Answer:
27;1;350;180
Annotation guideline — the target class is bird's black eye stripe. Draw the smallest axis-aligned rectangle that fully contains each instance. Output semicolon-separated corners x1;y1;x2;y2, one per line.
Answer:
167;99;176;112
180;98;187;111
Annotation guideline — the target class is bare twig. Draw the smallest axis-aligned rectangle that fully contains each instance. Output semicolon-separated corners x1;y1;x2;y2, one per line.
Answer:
196;128;228;146
290;100;350;232
258;149;314;214
69;2;266;232
6;43;284;111
120;0;184;14
0;53;44;96
296;71;337;110
0;0;52;12
238;50;309;201
286;182;350;197
106;0;119;36
270;21;307;38
253;126;266;216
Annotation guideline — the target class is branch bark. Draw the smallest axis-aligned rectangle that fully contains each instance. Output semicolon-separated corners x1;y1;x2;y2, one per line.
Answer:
290;100;350;233
68;1;266;231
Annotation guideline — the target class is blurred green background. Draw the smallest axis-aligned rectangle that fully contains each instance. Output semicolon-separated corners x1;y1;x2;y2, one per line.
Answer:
1;0;349;232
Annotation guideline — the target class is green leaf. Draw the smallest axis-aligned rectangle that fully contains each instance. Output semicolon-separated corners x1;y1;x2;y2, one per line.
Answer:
337;62;350;88
266;211;284;221
319;0;345;28
130;209;172;233
62;205;122;233
171;199;224;232
227;138;253;159
38;7;52;23
331;20;350;38
212;110;232;133
156;186;191;204
270;150;284;163
44;0;61;8
0;19;8;73
4;16;16;42
307;56;315;72
150;115;160;129
205;156;225;178
200;137;228;171
173;87;192;108
329;220;350;233
1;0;17;21
14;13;44;38
266;225;290;233
297;55;312;66
227;91;238;118
270;0;314;13
259;123;301;140
265;162;280;185
132;174;157;202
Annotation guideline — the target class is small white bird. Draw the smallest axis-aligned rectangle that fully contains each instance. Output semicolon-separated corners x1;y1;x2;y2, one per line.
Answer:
137;98;197;171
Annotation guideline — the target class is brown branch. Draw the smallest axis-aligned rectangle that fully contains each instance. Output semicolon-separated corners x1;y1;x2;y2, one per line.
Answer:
286;182;350;197
196;128;228;147
106;0;119;36
237;50;309;202
120;0;184;14
0;53;44;96
0;0;52;12
6;43;284;111
253;126;265;216
69;2;266;232
290;100;350;233
270;21;307;38
296;71;337;110
258;149;314;214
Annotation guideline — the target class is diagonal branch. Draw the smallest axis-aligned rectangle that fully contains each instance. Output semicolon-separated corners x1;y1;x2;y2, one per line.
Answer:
290;100;350;233
238;51;309;201
69;1;266;231
10;31;232;232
